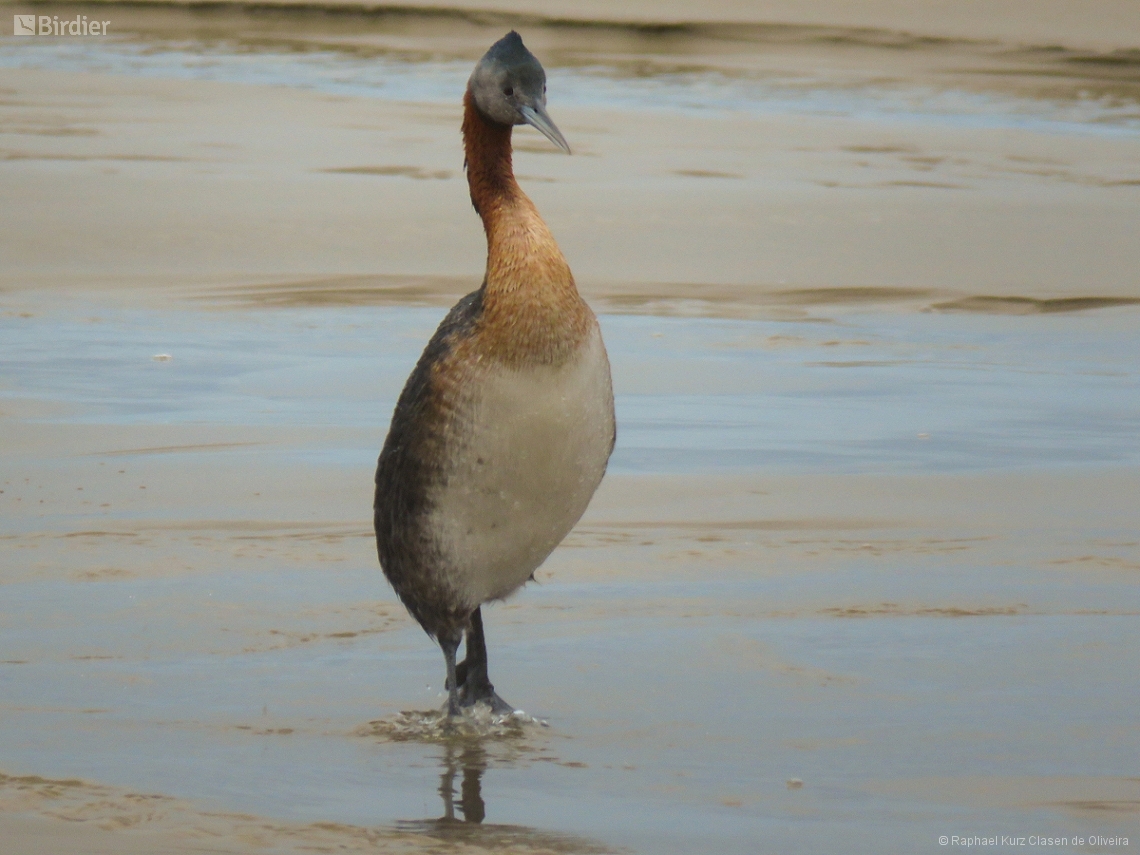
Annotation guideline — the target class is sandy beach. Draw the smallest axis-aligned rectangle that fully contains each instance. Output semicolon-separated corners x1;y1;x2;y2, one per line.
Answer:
2;2;1139;853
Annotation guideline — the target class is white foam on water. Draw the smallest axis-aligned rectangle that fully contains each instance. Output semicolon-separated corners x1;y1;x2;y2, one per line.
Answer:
359;704;549;743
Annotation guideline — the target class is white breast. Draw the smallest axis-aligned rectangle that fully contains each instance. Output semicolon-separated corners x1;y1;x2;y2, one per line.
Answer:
428;326;614;607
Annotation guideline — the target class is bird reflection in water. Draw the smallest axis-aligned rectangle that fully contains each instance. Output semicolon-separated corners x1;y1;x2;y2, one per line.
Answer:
395;738;616;854
437;739;487;825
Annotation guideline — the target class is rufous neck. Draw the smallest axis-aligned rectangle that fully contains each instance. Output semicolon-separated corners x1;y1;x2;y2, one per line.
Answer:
462;89;520;226
462;89;573;293
458;90;591;365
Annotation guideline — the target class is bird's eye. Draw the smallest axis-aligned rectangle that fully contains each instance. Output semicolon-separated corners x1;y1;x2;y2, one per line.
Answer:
503;86;514;96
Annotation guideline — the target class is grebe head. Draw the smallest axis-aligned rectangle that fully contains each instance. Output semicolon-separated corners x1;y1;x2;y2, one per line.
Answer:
468;30;570;154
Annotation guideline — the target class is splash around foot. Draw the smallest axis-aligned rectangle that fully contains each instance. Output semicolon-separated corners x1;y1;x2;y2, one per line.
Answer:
359;703;549;743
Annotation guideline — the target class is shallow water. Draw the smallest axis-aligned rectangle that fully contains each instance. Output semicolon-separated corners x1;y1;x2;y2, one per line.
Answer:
2;7;1140;852
3;297;1140;851
2;302;1140;477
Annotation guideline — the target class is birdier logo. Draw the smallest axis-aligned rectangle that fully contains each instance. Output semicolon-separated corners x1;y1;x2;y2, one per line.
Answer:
13;14;110;36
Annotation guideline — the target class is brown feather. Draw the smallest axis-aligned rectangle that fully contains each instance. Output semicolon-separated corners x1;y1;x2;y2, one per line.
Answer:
460;90;595;369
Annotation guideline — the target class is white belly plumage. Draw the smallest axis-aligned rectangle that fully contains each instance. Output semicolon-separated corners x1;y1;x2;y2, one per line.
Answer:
427;327;614;607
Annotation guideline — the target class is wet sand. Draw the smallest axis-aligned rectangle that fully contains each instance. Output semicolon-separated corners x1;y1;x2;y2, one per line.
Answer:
2;4;1140;853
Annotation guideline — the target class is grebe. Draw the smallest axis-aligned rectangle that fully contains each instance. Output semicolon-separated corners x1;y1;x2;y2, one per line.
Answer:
374;32;615;717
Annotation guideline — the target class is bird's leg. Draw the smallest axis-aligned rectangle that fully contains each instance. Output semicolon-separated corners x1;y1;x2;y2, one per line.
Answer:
440;632;462;718
446;655;468;692
460;608;490;699
458;607;516;714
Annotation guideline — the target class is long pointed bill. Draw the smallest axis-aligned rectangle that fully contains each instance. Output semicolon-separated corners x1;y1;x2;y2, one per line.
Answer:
519;104;571;154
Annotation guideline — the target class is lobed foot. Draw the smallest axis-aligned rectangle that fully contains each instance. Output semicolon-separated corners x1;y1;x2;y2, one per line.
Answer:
461;686;517;716
448;657;517;714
